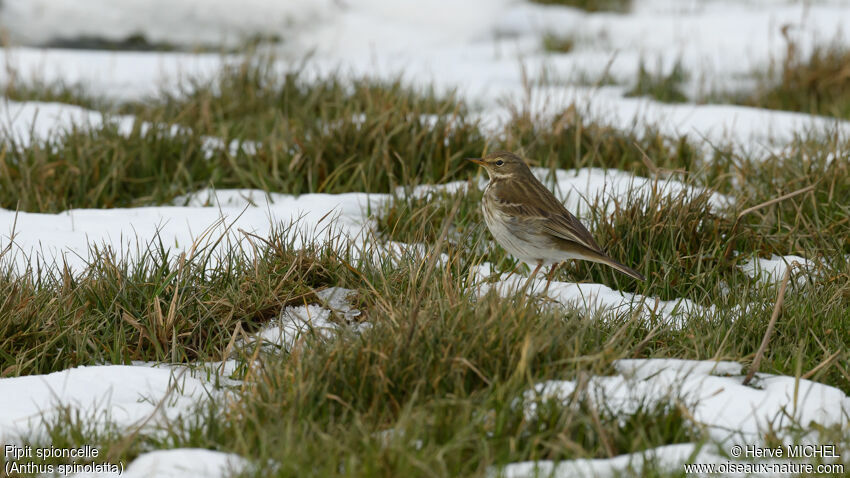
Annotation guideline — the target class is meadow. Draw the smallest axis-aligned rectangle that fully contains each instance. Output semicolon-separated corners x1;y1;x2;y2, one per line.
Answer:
1;1;849;476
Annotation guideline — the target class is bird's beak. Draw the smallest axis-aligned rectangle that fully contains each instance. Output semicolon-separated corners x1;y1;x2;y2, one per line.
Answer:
466;158;485;166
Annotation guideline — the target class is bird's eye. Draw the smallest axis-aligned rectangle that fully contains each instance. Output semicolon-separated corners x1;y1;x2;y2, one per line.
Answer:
495;160;504;166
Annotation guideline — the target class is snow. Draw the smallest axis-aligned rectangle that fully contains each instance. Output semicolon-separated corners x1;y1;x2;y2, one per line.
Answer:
493;443;716;478
0;190;378;273
0;287;361;452
502;1;850;90
524;359;850;444
530;166;733;216
0;100;259;164
0;0;333;50
72;448;249;478
502;358;850;477
0;100;134;147
1;0;848;472
0;161;724;276
0;48;229;101
476;269;718;328
739;254;818;287
247;287;365;351
406;166;732;215
514;89;850;158
0;364;218;445
3;1;850;145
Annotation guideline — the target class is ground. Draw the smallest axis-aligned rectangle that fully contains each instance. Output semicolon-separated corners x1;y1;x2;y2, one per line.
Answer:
0;1;849;477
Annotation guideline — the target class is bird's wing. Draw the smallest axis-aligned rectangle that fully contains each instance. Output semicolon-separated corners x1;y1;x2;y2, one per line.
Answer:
491;181;604;255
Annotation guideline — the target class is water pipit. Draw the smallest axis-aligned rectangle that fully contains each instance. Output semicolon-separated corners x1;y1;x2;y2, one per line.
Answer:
468;151;645;290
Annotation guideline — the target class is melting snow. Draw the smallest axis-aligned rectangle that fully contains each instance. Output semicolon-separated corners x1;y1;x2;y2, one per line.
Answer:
71;448;249;478
0;190;379;273
248;287;365;351
501;358;850;477
524;359;850;444
475;269;717;329
0;364;219;445
493;443;716;478
3;1;850;146
1;0;848;472
739;254;819;288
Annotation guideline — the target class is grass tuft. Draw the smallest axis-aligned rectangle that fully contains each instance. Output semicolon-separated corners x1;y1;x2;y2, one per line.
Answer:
542;33;576;53
739;44;850;119
3;54;850;476
3;60;489;212
0;222;360;377
530;0;631;13
625;60;689;103
3;77;109;111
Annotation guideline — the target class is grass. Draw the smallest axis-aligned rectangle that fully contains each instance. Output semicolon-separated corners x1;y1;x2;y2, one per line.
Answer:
4;233;848;476
530;0;631;13
729;134;850;255
4;58;707;213
1;123;216;212
735;44;850;119
2;61;487;212
39;32;282;53
42;33;184;52
374;147;850;395
625;60;689;103
2;56;850;476
2;235;701;473
0;221;364;377
542;33;576;53
2;77;109;111
500;106;705;176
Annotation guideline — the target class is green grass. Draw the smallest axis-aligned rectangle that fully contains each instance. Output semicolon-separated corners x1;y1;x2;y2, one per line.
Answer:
2;56;850;476
500;107;705;176
0;221;365;377
5;236;847;476
530;0;631;13
39;32;281;53
2;78;109;111
625;60;689;103
1;123;215;212
2;61;488;212
735;45;850;120
542;33;576;53
3;58;705;213
2;191;848;475
728;134;850;255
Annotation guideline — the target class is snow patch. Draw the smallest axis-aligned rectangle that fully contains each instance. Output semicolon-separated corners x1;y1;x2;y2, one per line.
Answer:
4;0;850;147
739;254;818;287
493;443;717;478
0;190;379;274
247;287;365;351
531;167;733;216
1;0;332;49
71;448;249;478
474;266;721;328
501;358;850;477
0;100;134;147
523;359;850;444
0;365;216;445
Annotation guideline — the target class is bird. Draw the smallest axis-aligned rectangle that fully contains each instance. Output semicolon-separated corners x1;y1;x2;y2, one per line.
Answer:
468;151;644;290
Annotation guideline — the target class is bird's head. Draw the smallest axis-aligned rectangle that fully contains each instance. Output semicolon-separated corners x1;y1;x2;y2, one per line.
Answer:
467;151;530;179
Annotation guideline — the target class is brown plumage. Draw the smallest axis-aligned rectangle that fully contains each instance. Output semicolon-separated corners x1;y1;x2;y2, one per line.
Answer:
468;151;644;282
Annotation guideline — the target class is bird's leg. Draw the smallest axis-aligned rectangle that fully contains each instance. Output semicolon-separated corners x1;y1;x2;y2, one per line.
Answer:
522;261;543;294
543;263;559;295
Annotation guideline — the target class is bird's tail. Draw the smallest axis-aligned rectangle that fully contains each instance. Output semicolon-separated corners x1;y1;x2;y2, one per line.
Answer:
591;254;645;281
